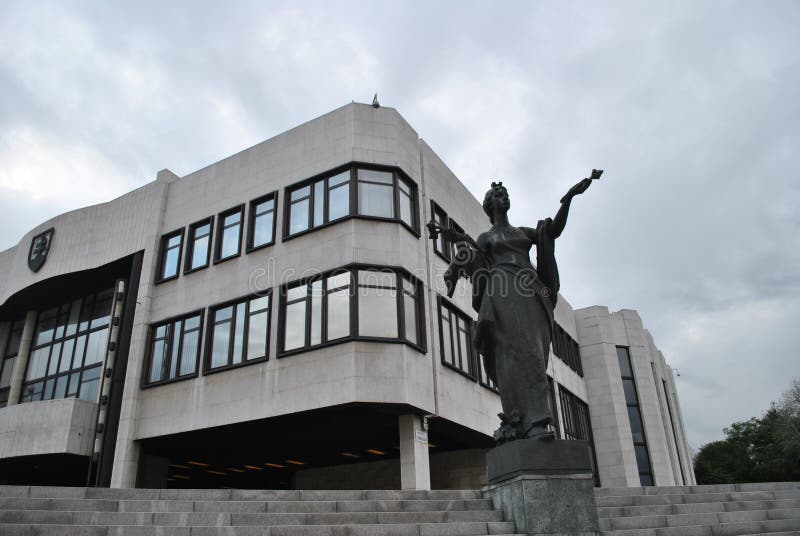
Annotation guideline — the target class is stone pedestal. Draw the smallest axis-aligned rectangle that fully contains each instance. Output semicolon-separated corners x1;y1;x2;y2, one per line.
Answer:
483;439;599;535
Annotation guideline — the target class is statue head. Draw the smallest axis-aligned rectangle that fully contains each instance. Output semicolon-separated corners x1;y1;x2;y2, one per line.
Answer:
483;181;510;223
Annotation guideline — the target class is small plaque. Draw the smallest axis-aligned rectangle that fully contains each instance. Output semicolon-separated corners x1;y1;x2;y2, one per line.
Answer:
415;430;428;443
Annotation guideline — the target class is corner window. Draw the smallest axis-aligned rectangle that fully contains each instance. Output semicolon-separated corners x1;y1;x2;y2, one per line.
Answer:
215;205;244;262
206;293;271;372
144;312;203;386
185;217;213;273
279;266;423;355
158;229;184;282
437;298;475;378
284;164;417;239
247;193;278;251
20;289;114;404
0;318;25;407
553;323;583;376
431;202;449;260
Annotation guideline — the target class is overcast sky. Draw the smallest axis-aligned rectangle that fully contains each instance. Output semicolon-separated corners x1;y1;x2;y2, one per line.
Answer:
1;1;798;452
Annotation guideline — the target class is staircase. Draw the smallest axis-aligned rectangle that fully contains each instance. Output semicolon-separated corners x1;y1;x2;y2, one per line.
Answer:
0;486;520;535
597;482;800;535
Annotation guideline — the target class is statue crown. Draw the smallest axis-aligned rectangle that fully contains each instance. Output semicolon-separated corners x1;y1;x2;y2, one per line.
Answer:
491;181;503;188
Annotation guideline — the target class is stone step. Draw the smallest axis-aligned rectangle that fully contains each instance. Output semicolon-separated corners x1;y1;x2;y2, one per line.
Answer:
0;497;493;513
595;489;800;508
599;508;800;533
0;521;519;536
595;482;800;498
599;498;800;518
601;517;800;535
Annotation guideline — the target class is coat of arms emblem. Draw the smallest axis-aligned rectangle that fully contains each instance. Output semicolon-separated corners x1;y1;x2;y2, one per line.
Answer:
28;228;54;272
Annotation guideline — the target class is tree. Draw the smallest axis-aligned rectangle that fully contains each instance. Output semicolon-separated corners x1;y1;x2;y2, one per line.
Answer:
694;379;800;484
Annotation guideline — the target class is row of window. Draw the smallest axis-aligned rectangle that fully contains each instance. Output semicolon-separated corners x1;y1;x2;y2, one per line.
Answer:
144;266;426;387
19;289;114;404
553;323;583;376
157;164;420;283
437;297;497;392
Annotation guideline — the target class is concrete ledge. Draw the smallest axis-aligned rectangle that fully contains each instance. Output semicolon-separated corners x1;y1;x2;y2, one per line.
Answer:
0;398;98;459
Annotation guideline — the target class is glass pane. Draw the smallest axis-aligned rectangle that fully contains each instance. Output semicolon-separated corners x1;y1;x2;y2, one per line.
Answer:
617;346;633;377
635;444;653;476
290;199;310;234
628;406;645;443
84;330;108;366
247;311;268;360
358;286;398;338
327;272;351;290
286;285;307;302
233;303;246;364
284;301;307;351
329;170;349;187
358;168;393;184
79;296;94;332
54;374;68;399
184;315;200;331
211;322;231;368
328;183;349;221
91;289;113;328
291;185;311;201
196;222;210;237
27;348;49;380
404;294;418;345
79;366;101;402
5;325;23;356
180;330;198;376
358;270;396;288
191;235;209;269
399;190;412;226
441;312;454;366
43;378;55;400
36;308;58;346
66;372;80;397
458;322;470;373
54;306;69;339
310;282;322;346
0;357;15;388
250;296;269;312
47;343;62;375
149;339;166;383
216;306;233;322
72;335;87;369
623;379;638;405
639;473;654;486
167;234;181;248
327;288;350;340
253;213;274;247
220;224;241;258
358;182;394;218
224;211;241;226
65;300;81;337
169;320;182;379
163;247;179;278
256;198;275;214
314;180;325;226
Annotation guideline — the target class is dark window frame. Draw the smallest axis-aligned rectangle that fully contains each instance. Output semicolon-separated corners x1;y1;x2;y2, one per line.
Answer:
617;345;654;486
553;323;584;376
0;319;25;407
430;201;451;262
277;264;426;358
156;228;185;284
203;291;272;375
141;310;204;388
214;204;245;264
558;383;600;486
246;191;278;253
283;163;420;242
437;296;477;380
184;216;215;274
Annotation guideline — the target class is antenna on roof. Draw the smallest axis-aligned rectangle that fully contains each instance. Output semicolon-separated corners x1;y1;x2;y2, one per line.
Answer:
372;94;380;108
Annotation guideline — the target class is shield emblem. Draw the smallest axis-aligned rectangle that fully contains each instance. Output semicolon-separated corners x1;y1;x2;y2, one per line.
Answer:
28;227;54;273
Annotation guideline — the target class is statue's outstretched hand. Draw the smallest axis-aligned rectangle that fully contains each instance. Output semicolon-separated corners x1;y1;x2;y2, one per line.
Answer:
560;177;592;203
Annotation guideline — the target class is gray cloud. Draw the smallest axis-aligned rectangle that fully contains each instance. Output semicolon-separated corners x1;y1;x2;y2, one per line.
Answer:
1;0;798;451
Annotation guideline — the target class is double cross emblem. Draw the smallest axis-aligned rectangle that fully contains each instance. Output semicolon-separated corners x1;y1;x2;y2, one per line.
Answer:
28;227;54;273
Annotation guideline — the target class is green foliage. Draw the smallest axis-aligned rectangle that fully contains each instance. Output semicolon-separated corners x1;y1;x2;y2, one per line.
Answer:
694;379;800;484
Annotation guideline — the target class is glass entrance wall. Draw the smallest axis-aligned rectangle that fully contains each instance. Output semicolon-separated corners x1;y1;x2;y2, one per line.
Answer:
20;288;114;404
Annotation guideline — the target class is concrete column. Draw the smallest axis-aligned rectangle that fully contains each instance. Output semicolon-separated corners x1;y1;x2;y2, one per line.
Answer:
399;414;430;490
7;311;38;406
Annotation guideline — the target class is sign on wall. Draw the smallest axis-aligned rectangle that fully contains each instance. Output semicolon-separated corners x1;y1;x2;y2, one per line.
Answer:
28;227;54;273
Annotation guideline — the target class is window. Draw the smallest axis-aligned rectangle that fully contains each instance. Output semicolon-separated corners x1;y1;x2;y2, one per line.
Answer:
284;164;417;239
558;383;600;486
247;192;278;251
206;293;271;372
617;346;654;486
158;229;184;282
438;298;475;378
20;289;114;404
431;202;449;260
547;376;560;438
144;312;203;386
215;205;244;262
553;323;583;376
279;266;423;355
478;352;498;392
185;217;213;273
0;319;25;407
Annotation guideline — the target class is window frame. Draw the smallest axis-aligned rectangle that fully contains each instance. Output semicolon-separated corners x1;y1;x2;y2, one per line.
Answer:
246;191;278;253
0;319;25;407
141;310;205;388
552;323;584;376
156;228;185;284
214;204;245;264
430;201;451;262
436;296;477;380
282;163;420;242
203;291;272;375
184;216;215;274
277;264;426;358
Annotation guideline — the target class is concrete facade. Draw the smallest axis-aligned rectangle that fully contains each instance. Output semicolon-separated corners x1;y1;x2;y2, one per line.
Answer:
0;102;694;489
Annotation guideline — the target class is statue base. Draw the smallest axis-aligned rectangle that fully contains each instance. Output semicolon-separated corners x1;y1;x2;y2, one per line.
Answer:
483;439;599;535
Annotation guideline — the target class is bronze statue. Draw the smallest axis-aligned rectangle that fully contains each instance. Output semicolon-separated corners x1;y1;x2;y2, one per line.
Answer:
428;169;601;443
